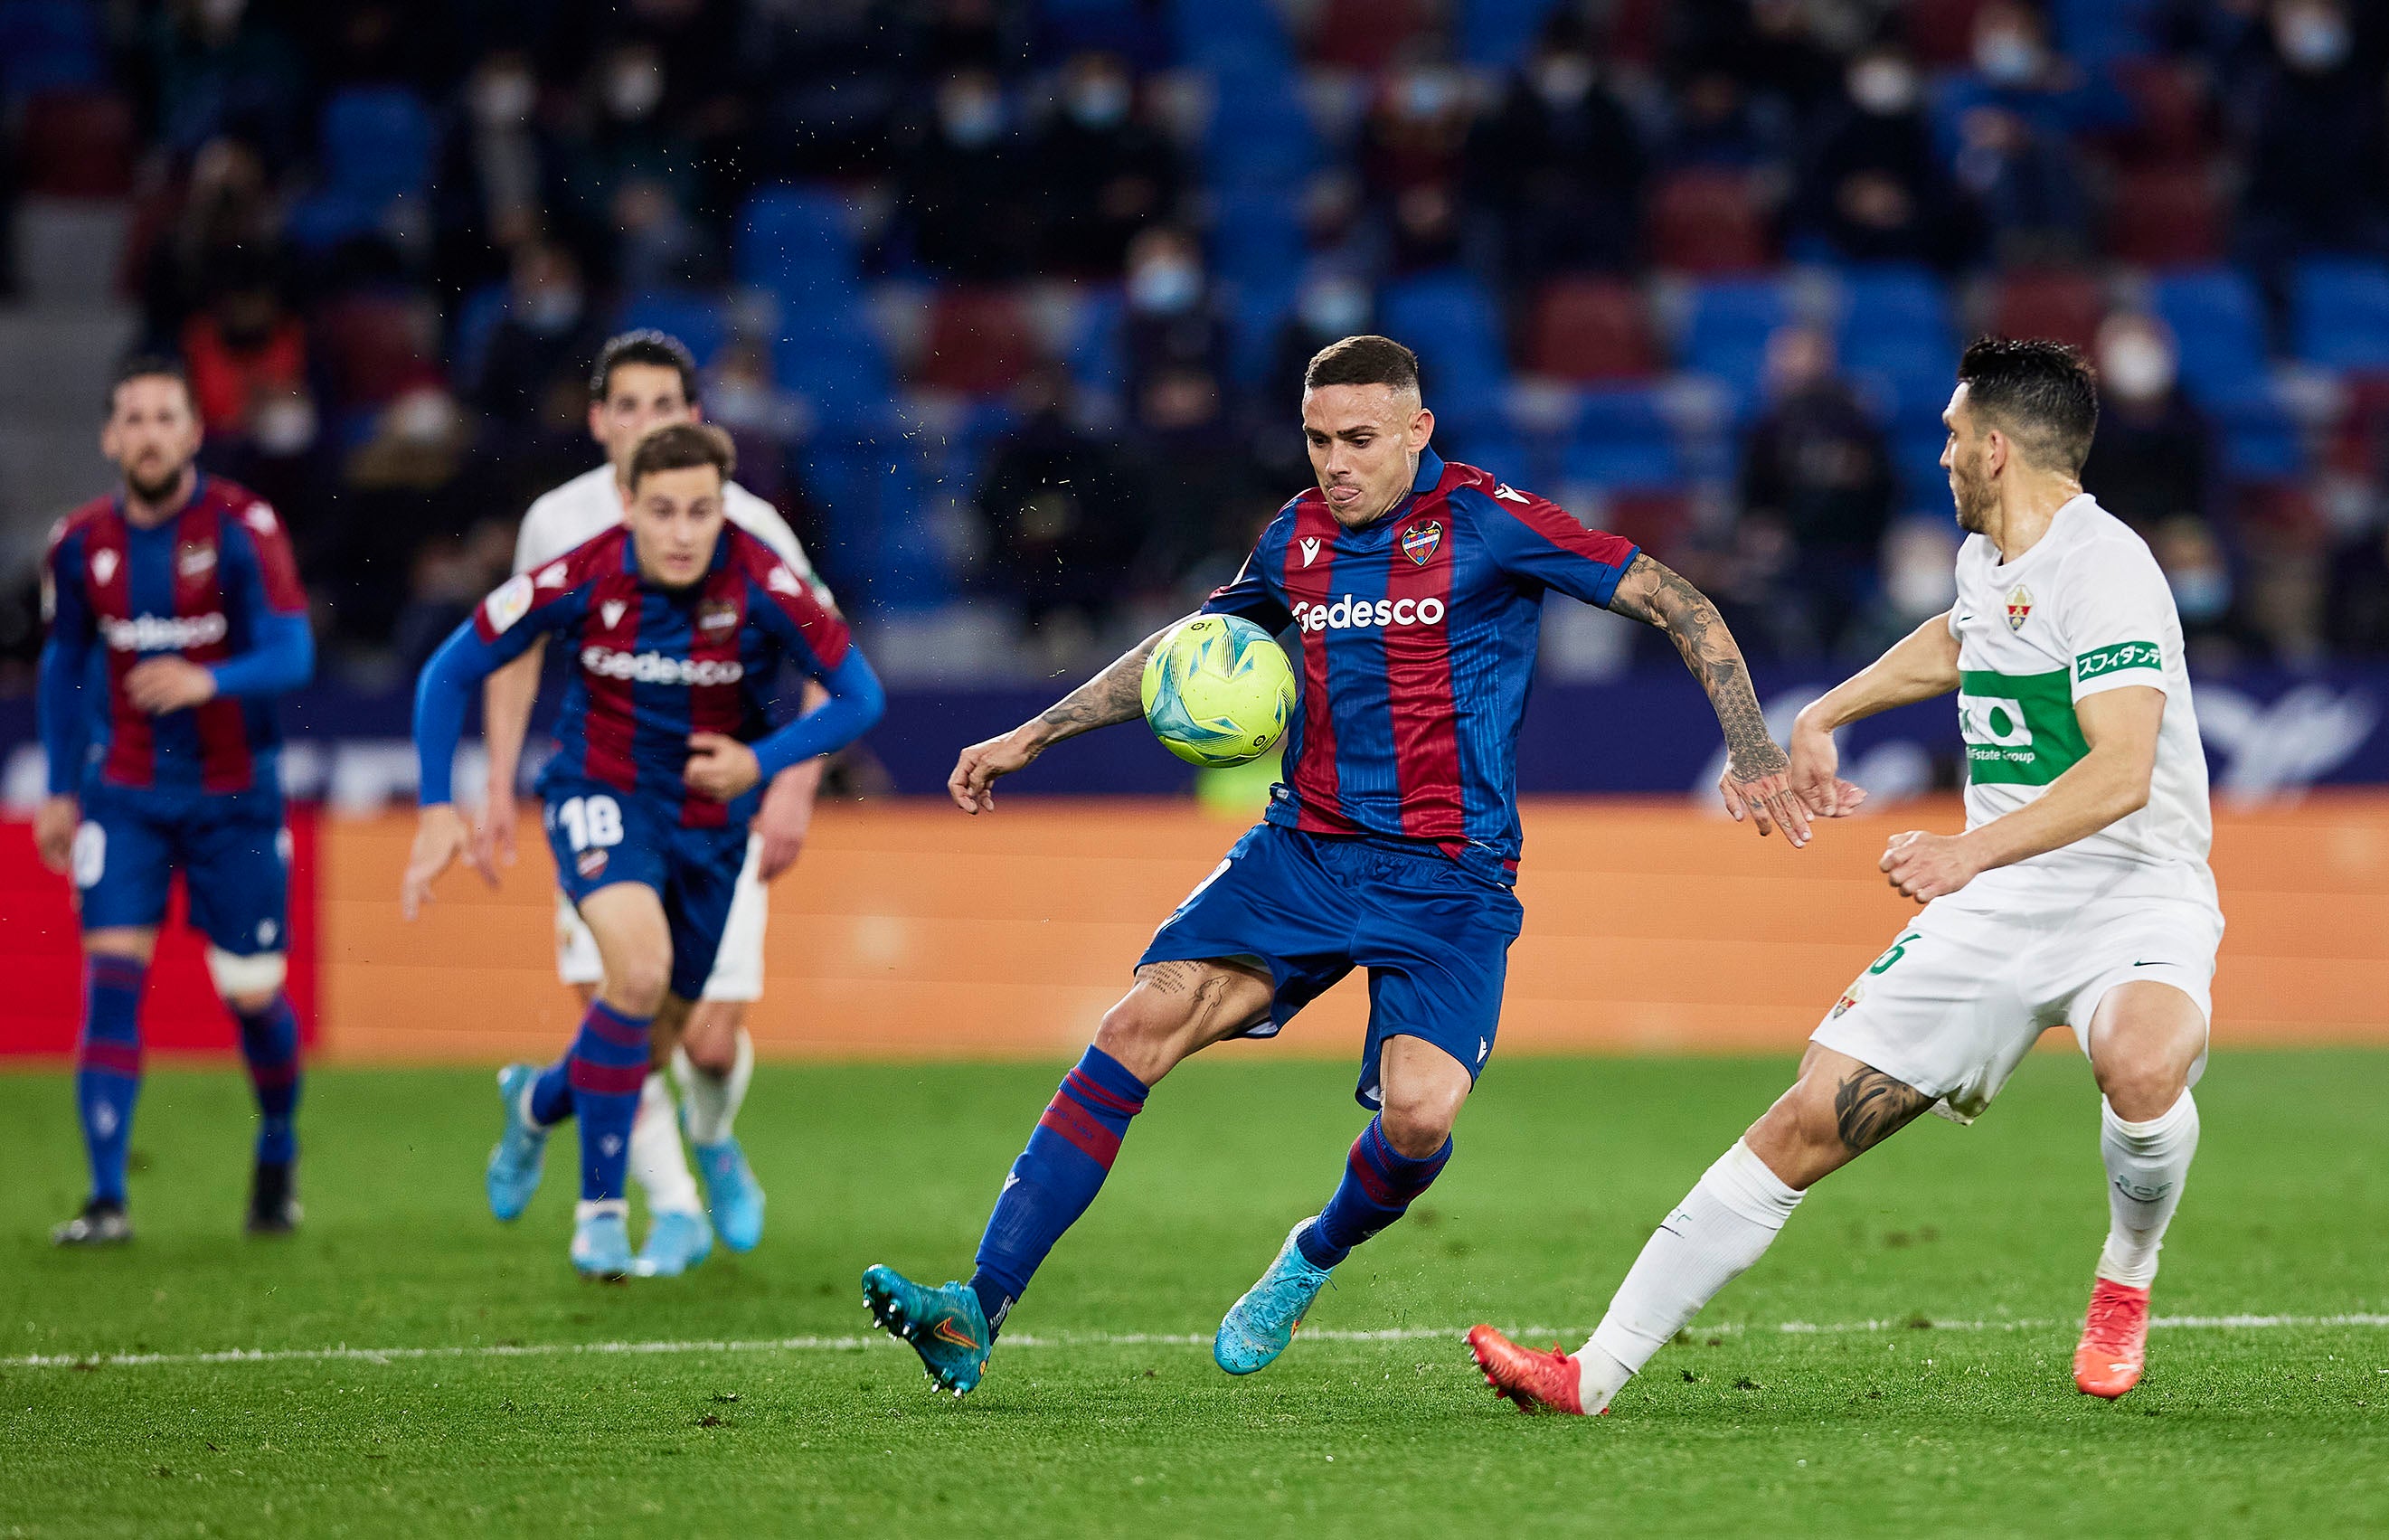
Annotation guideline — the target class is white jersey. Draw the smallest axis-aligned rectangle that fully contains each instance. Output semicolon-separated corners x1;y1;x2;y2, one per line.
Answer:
1949;493;2214;906
512;463;820;584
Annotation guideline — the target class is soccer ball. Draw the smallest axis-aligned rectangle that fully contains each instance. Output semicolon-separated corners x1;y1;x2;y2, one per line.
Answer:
1140;615;1297;768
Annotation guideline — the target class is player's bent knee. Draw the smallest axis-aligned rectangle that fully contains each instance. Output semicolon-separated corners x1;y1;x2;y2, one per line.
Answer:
1377;1093;1459;1158
607;958;673;1015
205;947;287;1000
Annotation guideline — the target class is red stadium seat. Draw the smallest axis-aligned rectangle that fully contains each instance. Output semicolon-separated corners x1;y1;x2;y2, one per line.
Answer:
1521;279;1657;382
916;289;1036;396
2105;166;2224;269
314;293;439;406
1311;0;1429;71
1647;170;1772;275
2113;60;2214;168
1904;0;1995;67
1990;267;2107;353
1601;488;1688;553
18;90;135;197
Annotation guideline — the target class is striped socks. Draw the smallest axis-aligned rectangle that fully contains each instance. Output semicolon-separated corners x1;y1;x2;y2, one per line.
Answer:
563;1001;652;1204
969;1045;1150;1333
1298;1115;1452;1269
231;994;302;1165
75;955;147;1207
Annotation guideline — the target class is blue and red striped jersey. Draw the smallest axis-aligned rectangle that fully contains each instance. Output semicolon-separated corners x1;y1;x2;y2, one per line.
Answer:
1202;448;1638;882
467;523;853;827
42;477;308;796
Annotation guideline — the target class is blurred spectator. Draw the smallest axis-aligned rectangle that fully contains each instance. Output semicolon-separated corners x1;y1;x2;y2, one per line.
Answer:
2078;314;2215;533
975;366;1145;628
1466;20;1645;279
2233;0;2389;283
392;519;515;668
1664;69;1774;170
894;68;1036;279
470;243;608;425
1843;517;1962;659
139;0;307;162
1933;1;2126;260
1796;47;1977;269
137;137;287;346
433;50;560;297
1265;275;1374;422
1123;227;1232;419
180;269;307;438
1361;64;1476;274
560;43;711;286
1031;52;1180;278
2149;514;2263;667
1740;324;1895;655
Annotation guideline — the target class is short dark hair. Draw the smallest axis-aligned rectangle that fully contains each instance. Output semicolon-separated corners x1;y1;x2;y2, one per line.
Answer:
591;330;700;405
1956;335;2099;474
1303;334;1421;396
627;420;735;489
107;354;193;414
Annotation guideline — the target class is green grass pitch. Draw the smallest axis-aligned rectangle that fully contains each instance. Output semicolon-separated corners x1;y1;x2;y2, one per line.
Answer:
5;1050;2387;1537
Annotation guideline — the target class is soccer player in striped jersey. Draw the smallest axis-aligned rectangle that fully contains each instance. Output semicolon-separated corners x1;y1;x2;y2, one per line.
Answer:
403;423;883;1278
38;356;316;1244
861;335;1811;1394
477;331;832;1275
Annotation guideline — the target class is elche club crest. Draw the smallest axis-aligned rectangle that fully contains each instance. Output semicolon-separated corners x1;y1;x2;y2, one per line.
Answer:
2006;584;2034;631
1401;520;1441;566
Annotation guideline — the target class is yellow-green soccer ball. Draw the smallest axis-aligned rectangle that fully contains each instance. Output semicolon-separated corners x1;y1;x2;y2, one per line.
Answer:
1140;615;1297;768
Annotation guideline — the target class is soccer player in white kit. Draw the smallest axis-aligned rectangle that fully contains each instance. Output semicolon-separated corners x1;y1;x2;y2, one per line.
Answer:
1470;338;2223;1410
470;331;829;1275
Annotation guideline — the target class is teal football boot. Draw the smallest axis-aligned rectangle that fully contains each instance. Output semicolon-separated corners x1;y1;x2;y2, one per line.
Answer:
862;1264;992;1396
1213;1218;1335;1375
571;1210;635;1280
635;1209;714;1277
693;1138;766;1252
486;1063;548;1222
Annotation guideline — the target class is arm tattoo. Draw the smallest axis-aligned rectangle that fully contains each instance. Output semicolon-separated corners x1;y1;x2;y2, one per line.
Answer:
1831;1066;1932;1155
1034;624;1174;744
1610;554;1785;781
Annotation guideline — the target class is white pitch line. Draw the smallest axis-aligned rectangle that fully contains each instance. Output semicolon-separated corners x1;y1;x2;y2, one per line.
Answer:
9;1313;2389;1372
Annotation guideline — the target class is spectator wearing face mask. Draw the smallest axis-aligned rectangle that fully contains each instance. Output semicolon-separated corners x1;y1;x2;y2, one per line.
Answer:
1258;273;1374;479
558;43;707;286
1795;46;1979;269
182;270;308;439
1464;16;1645;280
1032;52;1183;278
434;51;562;297
976;365;1147;631
2078;313;2215;535
2233;0;2389;281
1739;324;1896;656
895;68;1036;279
1931;0;2129;259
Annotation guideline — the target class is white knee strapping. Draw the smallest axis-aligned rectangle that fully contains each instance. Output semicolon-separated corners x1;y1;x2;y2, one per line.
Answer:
206;948;288;997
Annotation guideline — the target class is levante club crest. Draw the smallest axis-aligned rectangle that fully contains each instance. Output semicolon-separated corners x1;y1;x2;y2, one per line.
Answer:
1402;520;1442;565
2006;584;2034;631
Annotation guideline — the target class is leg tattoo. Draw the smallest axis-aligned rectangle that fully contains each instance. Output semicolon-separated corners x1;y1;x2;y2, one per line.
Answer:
1831;1066;1931;1155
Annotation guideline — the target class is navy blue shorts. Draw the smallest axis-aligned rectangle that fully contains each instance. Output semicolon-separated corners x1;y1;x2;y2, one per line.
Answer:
1138;822;1525;1109
73;781;289;953
542;779;749;1001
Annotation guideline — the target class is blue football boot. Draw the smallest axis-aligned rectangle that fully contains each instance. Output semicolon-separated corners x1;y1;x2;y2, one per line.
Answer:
635;1209;714;1278
1214;1218;1336;1375
571;1210;635;1280
486;1063;548;1222
693;1138;766;1252
862;1264;992;1396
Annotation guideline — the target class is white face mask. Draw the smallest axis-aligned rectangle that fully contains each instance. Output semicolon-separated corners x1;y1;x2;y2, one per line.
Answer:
1974;28;2042;85
1848;59;1918;116
607;59;663;121
2168;563;2231;622
1298;278;1370;337
940;89;1004;148
475;70;534;127
2279;10;2352;71
2101;332;2176;402
252;392;317;458
1885;541;1959;616
1534;56;1593;109
1128;257;1201;313
1065;75;1129;129
522;284;583;335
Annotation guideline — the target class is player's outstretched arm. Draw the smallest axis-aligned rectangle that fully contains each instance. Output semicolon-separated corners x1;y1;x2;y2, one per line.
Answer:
949;620;1178;814
1880;685;2162;903
1606;554;1811;846
1786;610;1963;817
475;639;547;874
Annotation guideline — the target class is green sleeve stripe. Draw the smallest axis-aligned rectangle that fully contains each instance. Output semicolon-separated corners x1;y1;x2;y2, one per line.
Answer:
2074;640;2162;683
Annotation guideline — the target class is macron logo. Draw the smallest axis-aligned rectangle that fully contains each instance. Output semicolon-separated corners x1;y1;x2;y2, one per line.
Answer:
1299;536;1321;568
768;564;803;597
1493;484;1529;503
535;562;570;590
600;600;628;629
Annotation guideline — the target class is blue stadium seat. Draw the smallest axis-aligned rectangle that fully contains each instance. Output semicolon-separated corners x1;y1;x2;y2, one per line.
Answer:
1557;386;1683;490
736;186;860;292
1835;266;1956;408
1170;0;1291;71
772;309;894;433
1059;287;1128;400
0;0;103;100
615;291;729;369
1678;278;1790;402
1459;0;1567;67
320;88;433;203
2148;269;2271;407
2291;259;2389;373
448;282;511;393
2050;0;2165;67
1225;272;1299;388
1380;269;1507;426
1205;63;1317;191
803;439;948;608
1034;0;1173;69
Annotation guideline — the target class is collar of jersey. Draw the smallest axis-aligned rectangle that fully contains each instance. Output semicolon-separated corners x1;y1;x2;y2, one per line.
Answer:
1326;448;1446;543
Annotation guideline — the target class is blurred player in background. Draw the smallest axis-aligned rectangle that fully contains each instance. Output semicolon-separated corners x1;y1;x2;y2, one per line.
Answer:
405;423;883;1277
862;335;1811;1396
1470;339;2220;1411
37;356;316;1244
474;331;832;1276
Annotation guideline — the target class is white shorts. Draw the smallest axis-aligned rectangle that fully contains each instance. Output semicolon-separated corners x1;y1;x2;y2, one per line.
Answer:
555;833;768;1002
1809;882;2223;1124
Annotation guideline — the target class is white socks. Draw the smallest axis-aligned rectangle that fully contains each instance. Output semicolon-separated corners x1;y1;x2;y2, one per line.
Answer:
1578;1140;1805;1412
675;1029;753;1148
2097;1091;2199;1289
630;1072;703;1216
